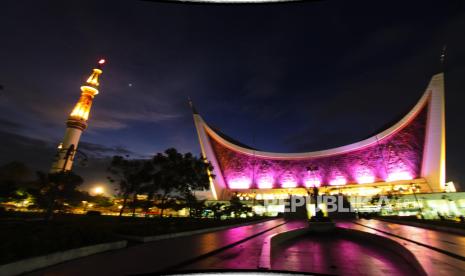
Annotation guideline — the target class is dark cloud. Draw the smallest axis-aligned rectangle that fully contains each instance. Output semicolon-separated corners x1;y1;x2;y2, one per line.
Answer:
0;118;22;131
78;142;139;158
0;130;55;172
0;129;141;192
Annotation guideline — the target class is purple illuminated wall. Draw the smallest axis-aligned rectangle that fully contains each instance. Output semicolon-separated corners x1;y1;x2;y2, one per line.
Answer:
208;102;428;189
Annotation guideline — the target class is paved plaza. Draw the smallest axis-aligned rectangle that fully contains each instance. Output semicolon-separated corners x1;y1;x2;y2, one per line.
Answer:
27;219;465;275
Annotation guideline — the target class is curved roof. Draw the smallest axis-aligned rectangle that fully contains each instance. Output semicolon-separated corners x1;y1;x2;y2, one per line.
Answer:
192;73;445;194
201;88;430;160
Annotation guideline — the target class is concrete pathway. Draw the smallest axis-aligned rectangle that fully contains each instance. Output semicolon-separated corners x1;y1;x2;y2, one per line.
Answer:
26;218;465;275
26;219;286;276
182;220;420;275
271;232;418;276
179;220;307;270
338;220;465;275
355;219;465;259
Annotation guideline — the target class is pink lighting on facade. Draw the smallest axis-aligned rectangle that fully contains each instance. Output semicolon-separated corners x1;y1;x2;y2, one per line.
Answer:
281;179;297;188
304;179;321;187
228;177;251;189
257;175;274;189
281;172;298;188
330;177;347;186
357;175;375;184
355;167;375;184
386;171;413;182
206;102;428;190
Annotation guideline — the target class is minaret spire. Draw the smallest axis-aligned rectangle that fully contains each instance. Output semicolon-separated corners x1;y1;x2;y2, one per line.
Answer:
188;97;199;115
50;59;106;173
440;45;447;72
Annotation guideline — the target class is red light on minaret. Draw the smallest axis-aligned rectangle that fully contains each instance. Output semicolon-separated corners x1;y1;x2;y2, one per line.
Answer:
98;59;106;65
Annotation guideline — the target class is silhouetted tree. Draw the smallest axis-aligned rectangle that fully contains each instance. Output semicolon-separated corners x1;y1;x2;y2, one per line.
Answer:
149;148;213;217
0;161;32;182
226;195;252;217
91;194;114;208
0;162;32;203
107;156;152;217
183;192;206;218
31;171;83;220
208;202;226;220
150;151;176;217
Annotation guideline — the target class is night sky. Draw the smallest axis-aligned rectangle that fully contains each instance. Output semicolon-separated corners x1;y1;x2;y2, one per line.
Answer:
1;0;464;193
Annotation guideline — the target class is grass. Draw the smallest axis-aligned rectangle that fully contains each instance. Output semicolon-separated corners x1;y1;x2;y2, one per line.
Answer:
0;212;266;265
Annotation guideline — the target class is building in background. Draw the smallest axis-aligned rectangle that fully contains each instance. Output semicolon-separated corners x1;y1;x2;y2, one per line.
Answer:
193;73;462;218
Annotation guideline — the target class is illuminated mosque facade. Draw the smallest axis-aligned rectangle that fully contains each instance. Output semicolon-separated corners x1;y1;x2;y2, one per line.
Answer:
192;73;454;202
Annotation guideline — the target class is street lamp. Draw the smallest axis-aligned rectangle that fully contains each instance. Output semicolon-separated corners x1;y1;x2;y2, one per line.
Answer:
93;186;104;195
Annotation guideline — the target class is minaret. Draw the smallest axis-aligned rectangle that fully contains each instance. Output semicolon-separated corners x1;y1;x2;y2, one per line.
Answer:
50;59;105;173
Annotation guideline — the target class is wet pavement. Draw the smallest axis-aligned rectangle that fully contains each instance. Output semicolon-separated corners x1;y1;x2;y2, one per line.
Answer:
271;234;419;275
181;220;420;275
337;220;465;275
179;220;308;270
26;219;286;276
355;219;465;259
25;218;465;275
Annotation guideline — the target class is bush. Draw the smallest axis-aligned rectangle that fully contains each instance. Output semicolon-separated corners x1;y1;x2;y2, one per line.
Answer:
0;218;117;264
85;211;101;216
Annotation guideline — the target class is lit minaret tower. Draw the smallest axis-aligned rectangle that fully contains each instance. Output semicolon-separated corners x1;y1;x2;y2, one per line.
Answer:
50;59;105;173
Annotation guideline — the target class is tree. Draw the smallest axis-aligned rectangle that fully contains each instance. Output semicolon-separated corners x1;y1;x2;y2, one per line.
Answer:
107;156;152;217
30;171;84;219
182;192;207;218
178;152;213;196
64;190;92;208
149;152;175;217
0;180;20;202
208;202;226;220
148;148;213;217
154;196;180;217
226;195;252;218
90;194;114;208
0;161;32;182
0;162;32;203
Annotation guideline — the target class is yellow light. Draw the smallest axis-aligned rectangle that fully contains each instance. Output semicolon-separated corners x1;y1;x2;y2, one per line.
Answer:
86;69;103;87
69;93;94;121
93;186;104;195
68;67;102;121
